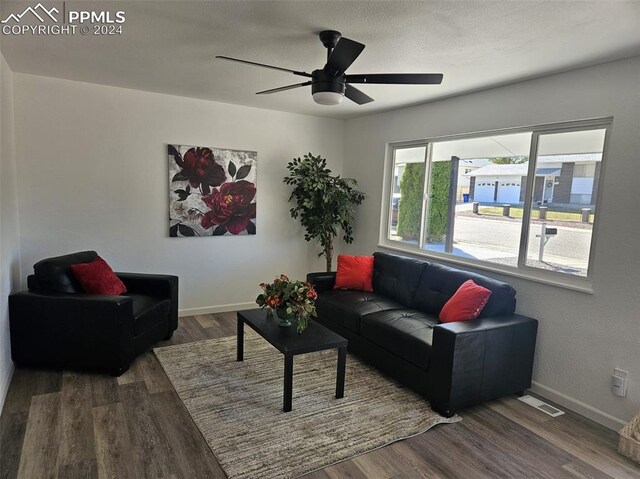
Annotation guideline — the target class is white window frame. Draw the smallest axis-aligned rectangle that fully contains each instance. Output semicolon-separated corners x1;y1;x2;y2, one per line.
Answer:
379;117;612;293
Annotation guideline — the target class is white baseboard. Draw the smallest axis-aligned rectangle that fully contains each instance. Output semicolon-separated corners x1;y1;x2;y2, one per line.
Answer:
178;302;256;317
530;380;625;431
0;362;15;413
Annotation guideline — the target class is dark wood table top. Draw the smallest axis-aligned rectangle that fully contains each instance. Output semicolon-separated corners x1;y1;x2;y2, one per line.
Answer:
237;309;347;355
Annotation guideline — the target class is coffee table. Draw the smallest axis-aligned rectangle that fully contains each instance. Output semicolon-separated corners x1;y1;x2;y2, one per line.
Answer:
236;309;348;412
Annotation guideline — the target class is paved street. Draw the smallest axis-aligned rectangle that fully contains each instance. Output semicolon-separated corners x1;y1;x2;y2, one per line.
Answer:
446;215;592;270
391;203;593;274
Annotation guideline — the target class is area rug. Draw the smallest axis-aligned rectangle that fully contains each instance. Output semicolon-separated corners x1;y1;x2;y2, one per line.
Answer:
154;331;460;479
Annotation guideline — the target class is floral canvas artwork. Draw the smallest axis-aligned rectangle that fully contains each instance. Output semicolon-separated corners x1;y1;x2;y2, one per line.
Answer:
168;144;257;237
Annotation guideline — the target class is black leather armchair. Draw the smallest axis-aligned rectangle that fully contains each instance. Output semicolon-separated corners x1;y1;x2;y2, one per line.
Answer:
9;251;178;375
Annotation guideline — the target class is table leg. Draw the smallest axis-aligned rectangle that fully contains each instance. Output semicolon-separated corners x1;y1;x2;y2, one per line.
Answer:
236;315;244;362
336;346;346;399
283;354;293;412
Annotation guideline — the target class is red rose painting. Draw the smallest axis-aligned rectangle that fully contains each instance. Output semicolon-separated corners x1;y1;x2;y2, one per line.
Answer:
168;144;257;237
201;181;257;234
177;147;226;194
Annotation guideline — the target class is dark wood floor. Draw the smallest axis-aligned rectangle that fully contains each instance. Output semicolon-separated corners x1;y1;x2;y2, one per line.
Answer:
1;313;639;479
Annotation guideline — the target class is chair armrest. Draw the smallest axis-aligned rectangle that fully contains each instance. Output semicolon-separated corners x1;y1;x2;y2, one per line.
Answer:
9;291;135;373
428;314;538;416
116;272;177;297
116;273;179;332
306;272;336;293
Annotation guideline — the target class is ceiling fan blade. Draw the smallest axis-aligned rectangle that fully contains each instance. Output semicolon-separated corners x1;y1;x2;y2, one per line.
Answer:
346;73;443;84
256;82;312;95
345;84;374;105
216;56;312;78
324;37;365;77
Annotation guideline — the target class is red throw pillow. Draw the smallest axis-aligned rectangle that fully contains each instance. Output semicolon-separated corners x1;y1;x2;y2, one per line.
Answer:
439;280;492;323
70;256;127;295
334;255;374;292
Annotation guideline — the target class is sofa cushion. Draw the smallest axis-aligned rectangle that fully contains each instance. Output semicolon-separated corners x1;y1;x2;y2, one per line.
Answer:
128;294;171;335
412;262;516;318
316;289;404;333
70;257;127;295
360;310;438;369
334;255;374;292
372;252;428;306
33;251;98;293
439;280;492;323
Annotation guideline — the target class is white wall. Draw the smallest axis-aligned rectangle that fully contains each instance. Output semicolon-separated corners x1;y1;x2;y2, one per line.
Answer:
13;74;344;314
9;54;640;430
0;51;21;408
343;56;640;429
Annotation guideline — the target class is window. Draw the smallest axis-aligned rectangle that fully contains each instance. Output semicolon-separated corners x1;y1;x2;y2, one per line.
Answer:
384;119;609;281
573;163;596;178
388;146;426;246
524;129;605;275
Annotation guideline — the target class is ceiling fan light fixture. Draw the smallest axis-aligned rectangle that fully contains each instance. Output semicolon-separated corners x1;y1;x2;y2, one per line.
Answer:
216;29;443;107
312;91;344;105
311;71;345;106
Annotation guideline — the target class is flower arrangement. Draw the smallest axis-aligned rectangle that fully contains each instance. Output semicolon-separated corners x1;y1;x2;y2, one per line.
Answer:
256;274;318;332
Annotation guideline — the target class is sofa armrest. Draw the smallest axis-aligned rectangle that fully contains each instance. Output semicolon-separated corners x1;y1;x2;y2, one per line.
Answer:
116;273;179;332
9;291;136;373
306;272;336;293
428;314;538;416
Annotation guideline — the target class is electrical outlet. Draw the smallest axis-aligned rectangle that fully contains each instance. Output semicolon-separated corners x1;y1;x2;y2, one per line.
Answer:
612;368;628;397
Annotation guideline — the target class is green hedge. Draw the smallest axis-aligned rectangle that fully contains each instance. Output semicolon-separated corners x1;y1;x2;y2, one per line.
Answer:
397;161;451;243
396;163;424;240
427;161;451;243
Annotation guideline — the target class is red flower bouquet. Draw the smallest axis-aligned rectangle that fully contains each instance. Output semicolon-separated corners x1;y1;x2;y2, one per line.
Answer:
256;274;317;333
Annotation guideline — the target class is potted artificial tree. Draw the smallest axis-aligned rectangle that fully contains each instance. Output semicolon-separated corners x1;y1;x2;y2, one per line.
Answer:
284;153;365;272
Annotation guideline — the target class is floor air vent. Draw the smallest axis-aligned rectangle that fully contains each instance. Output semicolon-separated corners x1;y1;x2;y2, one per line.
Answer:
517;395;565;417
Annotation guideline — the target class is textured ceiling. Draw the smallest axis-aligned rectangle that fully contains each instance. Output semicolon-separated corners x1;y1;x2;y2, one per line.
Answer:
1;0;639;119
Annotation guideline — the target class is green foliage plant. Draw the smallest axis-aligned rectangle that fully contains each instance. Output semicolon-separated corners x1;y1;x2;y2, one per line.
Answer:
426;161;451;243
490;156;528;164
396;163;424;240
284;153;365;272
396;161;452;243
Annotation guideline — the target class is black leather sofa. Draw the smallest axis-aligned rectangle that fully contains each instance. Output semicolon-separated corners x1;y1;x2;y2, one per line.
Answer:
308;251;538;417
9;251;178;375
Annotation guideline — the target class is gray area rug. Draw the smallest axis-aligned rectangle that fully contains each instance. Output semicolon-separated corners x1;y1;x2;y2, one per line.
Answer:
154;331;460;479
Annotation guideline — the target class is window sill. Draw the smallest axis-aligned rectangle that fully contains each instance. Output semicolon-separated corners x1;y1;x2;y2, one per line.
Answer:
377;242;594;295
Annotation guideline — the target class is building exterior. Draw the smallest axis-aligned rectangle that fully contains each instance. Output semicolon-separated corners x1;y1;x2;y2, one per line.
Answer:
467;153;601;207
457;158;490;201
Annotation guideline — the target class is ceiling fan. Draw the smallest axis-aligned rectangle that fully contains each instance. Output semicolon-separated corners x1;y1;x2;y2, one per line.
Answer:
216;30;443;106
